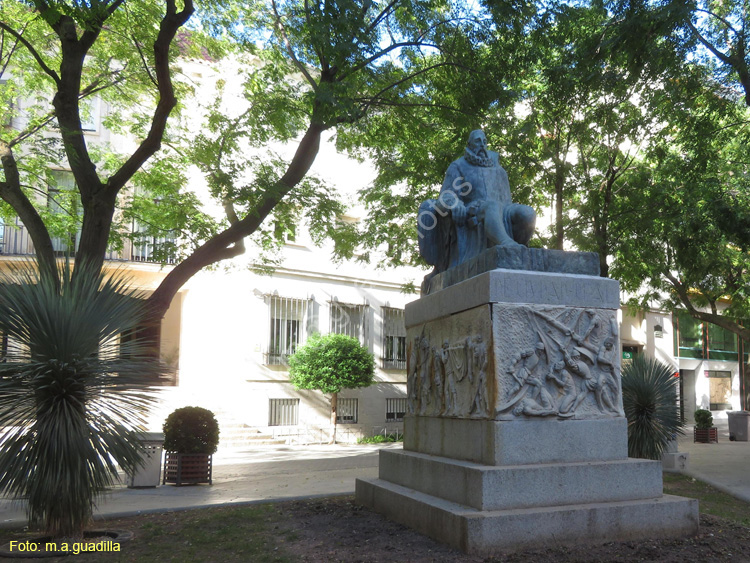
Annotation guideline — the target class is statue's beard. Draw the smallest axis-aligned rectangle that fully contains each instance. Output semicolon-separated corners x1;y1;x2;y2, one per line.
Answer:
464;147;493;167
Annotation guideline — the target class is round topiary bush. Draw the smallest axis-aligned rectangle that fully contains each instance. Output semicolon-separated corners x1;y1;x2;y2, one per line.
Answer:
694;408;714;429
163;406;220;454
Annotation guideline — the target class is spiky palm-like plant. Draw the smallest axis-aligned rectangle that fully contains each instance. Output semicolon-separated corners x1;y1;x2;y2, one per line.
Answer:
621;354;684;460
0;261;163;538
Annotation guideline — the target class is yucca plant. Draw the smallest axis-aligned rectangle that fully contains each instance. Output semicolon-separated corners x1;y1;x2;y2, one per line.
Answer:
0;261;164;538
621;354;684;460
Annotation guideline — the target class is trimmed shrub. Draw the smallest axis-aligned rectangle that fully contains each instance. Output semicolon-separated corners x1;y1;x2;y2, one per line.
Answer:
694;408;714;429
163;407;220;454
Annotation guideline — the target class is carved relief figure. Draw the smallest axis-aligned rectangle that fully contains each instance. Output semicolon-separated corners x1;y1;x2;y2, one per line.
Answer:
469;335;489;416
418;337;432;415
595;337;623;415
407;337;419;415
432;342;446;414
546;360;576;417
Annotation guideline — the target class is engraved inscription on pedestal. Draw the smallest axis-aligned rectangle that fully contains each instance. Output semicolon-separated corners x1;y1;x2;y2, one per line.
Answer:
406;303;623;421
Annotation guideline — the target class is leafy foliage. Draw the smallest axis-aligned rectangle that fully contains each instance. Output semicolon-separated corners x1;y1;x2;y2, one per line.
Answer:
0;260;163;538
288;333;374;394
163;406;220;454
621;354;684;460
694;408;714;430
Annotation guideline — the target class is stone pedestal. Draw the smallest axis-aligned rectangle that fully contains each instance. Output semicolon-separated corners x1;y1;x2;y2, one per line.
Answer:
356;268;698;555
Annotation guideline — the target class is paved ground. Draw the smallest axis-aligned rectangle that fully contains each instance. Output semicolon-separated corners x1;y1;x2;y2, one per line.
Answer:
0;443;400;528
0;419;748;529
676;417;750;502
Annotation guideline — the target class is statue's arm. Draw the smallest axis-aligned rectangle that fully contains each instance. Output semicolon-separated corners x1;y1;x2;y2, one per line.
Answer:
436;162;467;225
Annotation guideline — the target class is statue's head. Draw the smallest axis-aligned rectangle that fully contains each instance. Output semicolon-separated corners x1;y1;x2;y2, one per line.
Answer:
467;130;488;156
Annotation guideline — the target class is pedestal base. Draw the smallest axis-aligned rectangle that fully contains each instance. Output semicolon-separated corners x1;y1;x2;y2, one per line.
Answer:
357;417;698;554
356;475;698;555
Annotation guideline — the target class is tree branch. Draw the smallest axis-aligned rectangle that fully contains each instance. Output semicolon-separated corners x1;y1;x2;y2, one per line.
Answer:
338;41;440;81
0;21;60;85
687;20;733;66
0;141;58;285
355;61;456;117
272;0;319;91
106;0;195;193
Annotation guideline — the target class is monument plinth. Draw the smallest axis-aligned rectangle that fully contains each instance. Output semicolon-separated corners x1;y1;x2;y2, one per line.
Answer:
356;267;698;554
355;130;697;554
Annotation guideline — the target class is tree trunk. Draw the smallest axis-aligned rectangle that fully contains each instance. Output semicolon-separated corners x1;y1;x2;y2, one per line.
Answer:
554;165;565;250
330;392;338;445
74;191;118;279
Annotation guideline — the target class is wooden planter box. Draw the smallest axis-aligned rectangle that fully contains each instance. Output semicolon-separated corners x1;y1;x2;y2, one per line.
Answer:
163;452;213;485
693;427;718;443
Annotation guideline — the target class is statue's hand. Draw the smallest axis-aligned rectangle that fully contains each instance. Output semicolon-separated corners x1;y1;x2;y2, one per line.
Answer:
451;202;467;225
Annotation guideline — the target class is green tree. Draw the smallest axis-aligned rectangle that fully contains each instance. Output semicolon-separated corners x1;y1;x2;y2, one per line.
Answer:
0;261;163;538
610;63;750;345
341;1;667;276
288;333;374;443
0;0;473;342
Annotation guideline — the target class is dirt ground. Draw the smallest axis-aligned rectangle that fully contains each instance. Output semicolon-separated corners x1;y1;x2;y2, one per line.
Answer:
2;495;748;562
275;496;750;563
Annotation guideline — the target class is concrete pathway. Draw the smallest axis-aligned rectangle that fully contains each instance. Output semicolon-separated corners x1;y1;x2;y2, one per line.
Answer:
0;422;747;529
676;418;750;502
0;443;400;528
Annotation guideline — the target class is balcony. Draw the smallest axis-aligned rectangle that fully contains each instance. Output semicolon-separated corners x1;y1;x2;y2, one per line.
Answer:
0;218;177;264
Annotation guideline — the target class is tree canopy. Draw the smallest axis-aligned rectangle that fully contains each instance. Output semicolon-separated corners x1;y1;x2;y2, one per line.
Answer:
1;0;749;348
0;0;478;337
289;333;375;394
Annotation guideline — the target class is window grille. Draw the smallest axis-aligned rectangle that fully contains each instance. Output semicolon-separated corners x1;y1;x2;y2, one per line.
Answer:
336;398;358;424
131;218;178;264
330;301;368;345
266;296;312;365
385;398;407;422
0;217;33;255
269;398;299;426
382;307;406;369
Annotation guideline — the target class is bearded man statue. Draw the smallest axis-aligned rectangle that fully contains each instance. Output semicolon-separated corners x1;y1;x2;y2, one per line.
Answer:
418;129;536;279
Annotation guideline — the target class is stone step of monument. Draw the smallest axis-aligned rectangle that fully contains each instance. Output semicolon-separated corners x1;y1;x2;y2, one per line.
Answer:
355;477;699;556
378;449;663;512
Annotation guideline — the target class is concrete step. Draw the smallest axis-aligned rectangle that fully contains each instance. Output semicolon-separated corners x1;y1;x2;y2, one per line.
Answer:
356;477;699;555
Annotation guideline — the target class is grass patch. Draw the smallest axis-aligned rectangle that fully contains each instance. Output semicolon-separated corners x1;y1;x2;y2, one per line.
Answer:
357;433;403;444
663;472;750;527
0;504;293;562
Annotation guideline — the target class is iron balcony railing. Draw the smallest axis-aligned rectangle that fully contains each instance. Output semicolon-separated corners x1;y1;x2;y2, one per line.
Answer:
0;218;177;264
